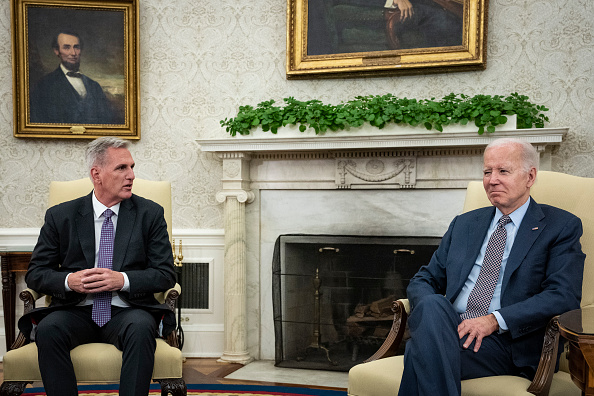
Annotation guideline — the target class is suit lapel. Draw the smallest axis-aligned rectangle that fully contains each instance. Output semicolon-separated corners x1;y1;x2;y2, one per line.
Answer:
113;197;136;271
501;198;545;294
76;193;96;268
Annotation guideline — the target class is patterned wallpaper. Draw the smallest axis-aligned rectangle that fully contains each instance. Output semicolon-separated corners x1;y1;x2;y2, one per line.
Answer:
0;0;593;230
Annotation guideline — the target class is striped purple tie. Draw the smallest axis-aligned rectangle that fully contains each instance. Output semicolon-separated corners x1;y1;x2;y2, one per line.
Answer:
92;209;114;327
461;215;511;320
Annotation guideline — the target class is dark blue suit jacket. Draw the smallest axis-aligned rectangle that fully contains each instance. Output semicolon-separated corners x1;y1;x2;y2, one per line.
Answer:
19;192;177;339
29;67;119;124
407;198;585;372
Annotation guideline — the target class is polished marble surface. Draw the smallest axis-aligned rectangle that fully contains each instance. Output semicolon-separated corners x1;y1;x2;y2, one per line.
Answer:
225;360;349;389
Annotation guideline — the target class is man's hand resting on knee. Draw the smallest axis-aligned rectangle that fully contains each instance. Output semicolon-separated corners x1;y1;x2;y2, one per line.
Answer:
457;314;499;352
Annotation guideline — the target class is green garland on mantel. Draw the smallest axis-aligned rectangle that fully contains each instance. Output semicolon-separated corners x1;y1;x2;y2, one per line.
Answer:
220;93;549;137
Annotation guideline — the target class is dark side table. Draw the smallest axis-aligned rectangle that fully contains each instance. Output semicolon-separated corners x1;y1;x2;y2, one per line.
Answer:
558;306;594;395
0;251;32;350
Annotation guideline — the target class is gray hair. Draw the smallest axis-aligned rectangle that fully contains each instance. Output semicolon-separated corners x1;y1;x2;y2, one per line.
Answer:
86;137;130;174
485;138;539;172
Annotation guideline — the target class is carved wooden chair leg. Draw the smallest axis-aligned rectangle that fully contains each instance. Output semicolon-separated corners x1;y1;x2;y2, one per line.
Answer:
0;381;32;396
156;378;187;396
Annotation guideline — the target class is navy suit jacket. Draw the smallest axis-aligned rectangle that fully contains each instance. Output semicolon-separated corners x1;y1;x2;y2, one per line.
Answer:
407;197;585;372
19;192;177;339
30;67;119;124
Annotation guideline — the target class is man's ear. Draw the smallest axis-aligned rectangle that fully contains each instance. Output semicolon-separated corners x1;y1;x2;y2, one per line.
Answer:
90;167;101;185
53;48;60;57
527;167;537;188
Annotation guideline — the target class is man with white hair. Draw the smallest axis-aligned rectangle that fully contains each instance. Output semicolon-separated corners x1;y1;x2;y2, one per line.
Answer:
398;138;585;395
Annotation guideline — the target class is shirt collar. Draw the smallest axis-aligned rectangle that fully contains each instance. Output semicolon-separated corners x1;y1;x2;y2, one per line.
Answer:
60;63;81;75
494;197;531;228
92;190;120;219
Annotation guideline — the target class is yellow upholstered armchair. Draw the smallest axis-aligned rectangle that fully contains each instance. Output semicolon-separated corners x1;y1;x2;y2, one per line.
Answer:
0;178;186;396
348;171;594;396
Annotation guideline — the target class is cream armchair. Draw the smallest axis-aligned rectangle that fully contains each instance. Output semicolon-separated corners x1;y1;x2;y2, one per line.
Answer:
0;178;186;396
348;171;594;396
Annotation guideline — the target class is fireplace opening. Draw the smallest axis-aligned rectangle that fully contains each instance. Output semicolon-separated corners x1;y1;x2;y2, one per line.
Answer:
272;234;441;372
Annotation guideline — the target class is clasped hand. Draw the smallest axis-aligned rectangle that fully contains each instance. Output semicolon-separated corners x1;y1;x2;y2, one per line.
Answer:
68;268;124;294
457;314;499;352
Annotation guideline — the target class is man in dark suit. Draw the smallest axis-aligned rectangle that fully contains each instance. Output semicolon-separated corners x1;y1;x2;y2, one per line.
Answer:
19;137;176;396
29;30;119;124
398;138;585;396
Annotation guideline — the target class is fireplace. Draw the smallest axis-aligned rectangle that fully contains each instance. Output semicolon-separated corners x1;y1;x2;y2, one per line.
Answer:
272;234;441;371
198;127;566;363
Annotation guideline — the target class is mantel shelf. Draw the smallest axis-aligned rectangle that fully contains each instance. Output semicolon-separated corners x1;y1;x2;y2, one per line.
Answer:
198;127;568;153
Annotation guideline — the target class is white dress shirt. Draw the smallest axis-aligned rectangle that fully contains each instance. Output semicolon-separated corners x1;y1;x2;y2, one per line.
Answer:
60;63;87;98
65;191;130;307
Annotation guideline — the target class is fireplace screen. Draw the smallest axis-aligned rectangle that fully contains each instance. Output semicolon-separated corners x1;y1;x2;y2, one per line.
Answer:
272;235;441;372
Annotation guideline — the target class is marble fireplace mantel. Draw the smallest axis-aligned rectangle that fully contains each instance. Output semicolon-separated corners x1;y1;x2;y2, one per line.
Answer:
197;126;567;363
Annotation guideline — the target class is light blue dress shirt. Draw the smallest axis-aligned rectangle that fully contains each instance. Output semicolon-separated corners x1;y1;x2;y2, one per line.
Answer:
452;198;531;331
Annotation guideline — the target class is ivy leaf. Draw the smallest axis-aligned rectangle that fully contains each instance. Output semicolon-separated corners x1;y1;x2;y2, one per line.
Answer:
496;115;508;124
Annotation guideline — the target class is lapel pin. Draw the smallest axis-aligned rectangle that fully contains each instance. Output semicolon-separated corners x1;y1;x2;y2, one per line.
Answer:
532;227;539;231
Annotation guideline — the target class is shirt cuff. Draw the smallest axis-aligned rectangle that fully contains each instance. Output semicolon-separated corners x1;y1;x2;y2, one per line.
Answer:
493;311;508;333
65;273;72;292
121;272;130;292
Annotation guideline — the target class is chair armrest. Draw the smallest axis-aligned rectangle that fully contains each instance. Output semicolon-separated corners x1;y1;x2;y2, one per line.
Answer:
364;298;410;362
154;283;181;311
526;316;560;396
20;288;46;314
154;283;182;349
10;289;47;350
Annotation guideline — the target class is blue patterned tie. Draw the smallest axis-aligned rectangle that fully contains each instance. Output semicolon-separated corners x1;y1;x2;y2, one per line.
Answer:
461;215;511;320
92;209;114;327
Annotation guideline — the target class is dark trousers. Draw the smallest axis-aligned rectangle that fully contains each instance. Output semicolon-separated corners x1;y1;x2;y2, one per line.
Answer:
397;295;522;396
35;305;158;396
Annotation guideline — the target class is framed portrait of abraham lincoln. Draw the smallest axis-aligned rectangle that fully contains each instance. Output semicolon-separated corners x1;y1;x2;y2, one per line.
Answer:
287;0;488;79
11;0;140;139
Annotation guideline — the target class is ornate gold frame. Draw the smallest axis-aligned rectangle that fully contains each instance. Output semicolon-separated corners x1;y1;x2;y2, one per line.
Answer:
286;0;488;79
11;0;140;139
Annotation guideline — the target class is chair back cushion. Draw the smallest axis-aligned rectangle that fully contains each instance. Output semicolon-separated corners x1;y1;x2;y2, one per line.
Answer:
48;178;172;242
462;171;594;308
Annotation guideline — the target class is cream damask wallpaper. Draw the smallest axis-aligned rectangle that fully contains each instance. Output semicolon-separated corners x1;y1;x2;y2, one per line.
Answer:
0;0;593;230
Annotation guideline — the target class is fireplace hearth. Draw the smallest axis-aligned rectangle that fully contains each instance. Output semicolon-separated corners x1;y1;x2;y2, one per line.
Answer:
272;234;440;371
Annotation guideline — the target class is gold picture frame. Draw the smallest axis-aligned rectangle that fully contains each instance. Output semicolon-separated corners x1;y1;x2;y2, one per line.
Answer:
287;0;488;79
11;0;140;139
